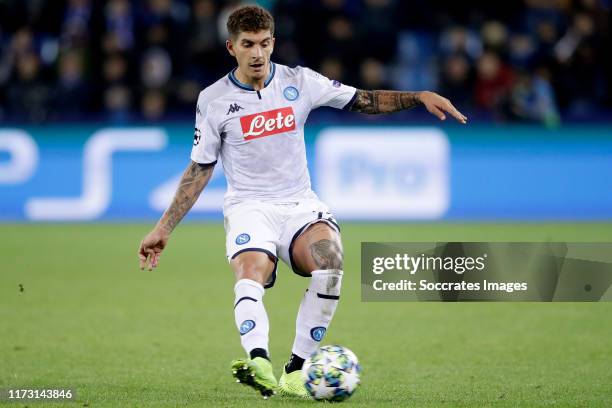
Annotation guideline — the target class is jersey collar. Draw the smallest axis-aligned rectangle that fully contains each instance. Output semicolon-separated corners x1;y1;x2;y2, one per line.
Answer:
228;62;276;91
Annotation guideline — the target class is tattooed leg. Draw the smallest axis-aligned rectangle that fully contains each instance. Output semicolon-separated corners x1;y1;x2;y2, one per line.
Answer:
291;222;343;275
288;221;343;362
309;239;343;270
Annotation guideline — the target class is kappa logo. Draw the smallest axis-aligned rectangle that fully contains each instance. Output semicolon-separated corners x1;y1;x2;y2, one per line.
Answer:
227;103;244;115
240;107;296;140
193;128;201;146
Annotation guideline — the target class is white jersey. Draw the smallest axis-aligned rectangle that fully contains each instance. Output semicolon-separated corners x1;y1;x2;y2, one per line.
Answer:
190;62;357;205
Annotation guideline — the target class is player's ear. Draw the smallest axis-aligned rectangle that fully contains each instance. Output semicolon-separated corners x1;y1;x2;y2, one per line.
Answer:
226;39;236;57
270;37;275;55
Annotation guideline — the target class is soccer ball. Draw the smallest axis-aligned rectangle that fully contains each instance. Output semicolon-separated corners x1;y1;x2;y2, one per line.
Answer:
302;345;361;402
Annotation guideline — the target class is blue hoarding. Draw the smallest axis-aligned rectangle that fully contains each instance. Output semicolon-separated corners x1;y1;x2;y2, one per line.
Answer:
1;124;611;221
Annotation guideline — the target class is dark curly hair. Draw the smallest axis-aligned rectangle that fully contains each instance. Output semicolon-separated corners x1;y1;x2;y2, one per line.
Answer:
226;5;274;39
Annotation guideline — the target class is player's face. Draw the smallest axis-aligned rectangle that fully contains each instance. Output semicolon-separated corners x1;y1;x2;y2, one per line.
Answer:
227;30;275;83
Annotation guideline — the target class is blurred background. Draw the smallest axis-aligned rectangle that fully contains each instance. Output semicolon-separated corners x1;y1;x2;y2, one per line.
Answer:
1;0;611;222
1;0;611;123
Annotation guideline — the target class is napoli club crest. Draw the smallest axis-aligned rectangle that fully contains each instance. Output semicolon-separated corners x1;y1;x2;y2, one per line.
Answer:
235;233;250;245
283;86;299;101
239;320;255;335
310;326;326;341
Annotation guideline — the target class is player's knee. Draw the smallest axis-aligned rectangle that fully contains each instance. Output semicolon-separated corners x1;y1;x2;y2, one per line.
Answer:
235;267;265;283
231;252;274;285
310;238;343;270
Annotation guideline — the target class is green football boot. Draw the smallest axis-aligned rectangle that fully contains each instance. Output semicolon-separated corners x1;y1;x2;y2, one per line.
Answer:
231;357;277;399
278;369;310;398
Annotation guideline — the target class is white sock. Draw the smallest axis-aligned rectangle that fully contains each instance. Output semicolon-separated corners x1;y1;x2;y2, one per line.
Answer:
291;269;343;359
234;279;269;357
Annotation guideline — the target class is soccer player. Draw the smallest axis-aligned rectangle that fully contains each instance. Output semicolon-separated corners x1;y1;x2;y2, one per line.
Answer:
138;5;466;399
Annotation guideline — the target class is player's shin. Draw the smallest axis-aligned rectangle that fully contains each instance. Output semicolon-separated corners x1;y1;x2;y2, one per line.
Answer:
287;269;343;372
234;279;270;360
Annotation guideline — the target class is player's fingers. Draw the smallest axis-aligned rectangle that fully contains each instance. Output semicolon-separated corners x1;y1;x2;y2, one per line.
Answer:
145;249;155;271
152;252;160;268
143;254;151;271
138;245;148;270
429;105;446;121
443;101;467;123
139;253;147;270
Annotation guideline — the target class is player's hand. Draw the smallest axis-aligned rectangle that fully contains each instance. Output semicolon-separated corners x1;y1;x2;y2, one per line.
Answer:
418;91;467;124
138;228;169;271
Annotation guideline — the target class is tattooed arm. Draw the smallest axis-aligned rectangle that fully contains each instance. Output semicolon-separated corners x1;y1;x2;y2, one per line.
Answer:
156;161;214;234
138;161;215;270
349;90;467;123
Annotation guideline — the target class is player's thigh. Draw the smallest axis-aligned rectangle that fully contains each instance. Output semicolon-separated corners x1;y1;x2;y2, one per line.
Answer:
291;221;344;275
225;200;281;288
230;250;276;285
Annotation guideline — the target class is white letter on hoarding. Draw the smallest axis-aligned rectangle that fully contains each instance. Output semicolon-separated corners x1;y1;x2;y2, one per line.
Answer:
25;128;166;221
0;130;38;184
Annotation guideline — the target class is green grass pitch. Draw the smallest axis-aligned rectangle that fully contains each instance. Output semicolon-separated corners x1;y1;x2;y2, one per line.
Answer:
1;223;612;407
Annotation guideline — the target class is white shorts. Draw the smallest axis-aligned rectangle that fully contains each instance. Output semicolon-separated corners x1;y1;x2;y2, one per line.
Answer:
223;198;340;289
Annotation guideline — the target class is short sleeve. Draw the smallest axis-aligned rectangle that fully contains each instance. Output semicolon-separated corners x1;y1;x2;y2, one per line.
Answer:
190;93;221;165
301;67;357;110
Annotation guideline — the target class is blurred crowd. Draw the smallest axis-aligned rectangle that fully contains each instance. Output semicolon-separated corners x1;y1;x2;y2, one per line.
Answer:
0;0;610;124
